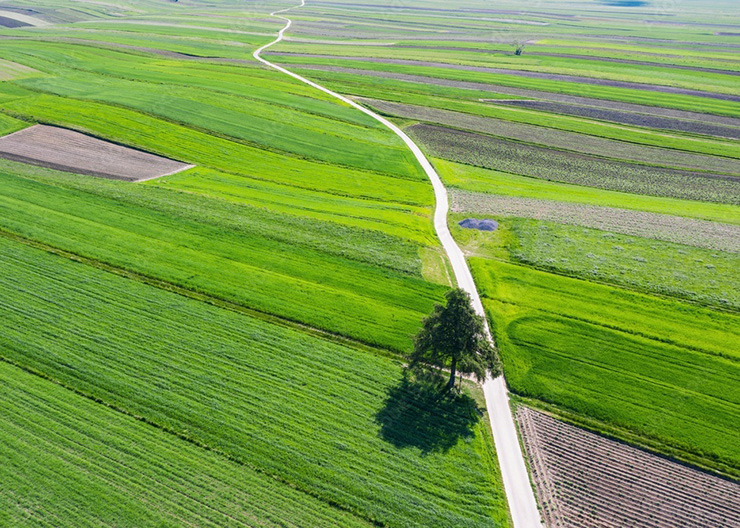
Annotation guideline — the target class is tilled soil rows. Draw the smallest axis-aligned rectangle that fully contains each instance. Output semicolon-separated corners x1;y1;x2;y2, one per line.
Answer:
361;98;740;174
0;125;193;182
413;124;740;204
517;407;740;528
496;100;740;139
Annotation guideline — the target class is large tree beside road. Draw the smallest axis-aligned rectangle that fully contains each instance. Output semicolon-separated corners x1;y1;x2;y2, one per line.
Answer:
410;288;502;391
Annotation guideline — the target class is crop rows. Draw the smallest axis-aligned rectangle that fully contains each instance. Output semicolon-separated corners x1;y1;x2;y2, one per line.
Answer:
450;190;740;253
294;65;740;127
507;218;740;309
0;236;509;528
268;53;740;102
0;362;373;528
517;407;740;528
363;98;739;173
409;124;739;204
497;100;740;139
0;169;445;351
471;259;740;472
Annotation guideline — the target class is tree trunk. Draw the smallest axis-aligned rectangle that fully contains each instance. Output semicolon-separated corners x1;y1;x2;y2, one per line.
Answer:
447;357;457;391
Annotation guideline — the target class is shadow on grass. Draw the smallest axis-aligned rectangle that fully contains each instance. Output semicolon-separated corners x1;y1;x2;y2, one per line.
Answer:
375;370;483;455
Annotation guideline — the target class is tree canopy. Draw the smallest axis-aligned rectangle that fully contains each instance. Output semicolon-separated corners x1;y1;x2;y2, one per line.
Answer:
410;288;502;391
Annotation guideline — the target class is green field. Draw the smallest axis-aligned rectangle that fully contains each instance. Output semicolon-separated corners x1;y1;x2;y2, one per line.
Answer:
471;259;740;474
0;362;374;528
256;0;740;479
0;0;738;522
0;235;508;528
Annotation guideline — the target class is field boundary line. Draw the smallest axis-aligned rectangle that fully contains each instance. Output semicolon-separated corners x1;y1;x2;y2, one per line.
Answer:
254;3;543;527
0;229;398;360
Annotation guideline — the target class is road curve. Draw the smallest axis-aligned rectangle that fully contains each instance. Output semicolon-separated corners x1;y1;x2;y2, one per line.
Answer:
254;3;543;527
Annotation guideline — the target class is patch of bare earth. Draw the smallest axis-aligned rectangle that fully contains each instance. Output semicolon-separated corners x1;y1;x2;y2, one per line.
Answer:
517;407;740;528
495;100;740;140
450;190;740;253
0;125;193;182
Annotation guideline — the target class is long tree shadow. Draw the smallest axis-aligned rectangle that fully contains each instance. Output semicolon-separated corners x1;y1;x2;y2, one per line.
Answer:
375;370;483;455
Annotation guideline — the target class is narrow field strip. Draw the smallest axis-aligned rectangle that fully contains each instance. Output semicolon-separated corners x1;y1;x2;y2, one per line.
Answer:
450;190;740;253
0;361;374;528
360;98;740;174
0;235;509;528
265;53;740;102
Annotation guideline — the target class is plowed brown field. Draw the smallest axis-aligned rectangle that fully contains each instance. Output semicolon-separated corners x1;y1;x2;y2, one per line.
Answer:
517;407;740;528
0;125;193;181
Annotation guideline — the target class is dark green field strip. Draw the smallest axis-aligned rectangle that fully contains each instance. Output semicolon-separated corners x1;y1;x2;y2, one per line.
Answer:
0;171;445;351
0;237;510;528
410;124;739;205
0;92;433;206
471;259;740;473
278;58;740;118
268;43;740;95
472;259;739;362
287;64;740;127
494;99;740;140
0;363;374;528
362;98;740;174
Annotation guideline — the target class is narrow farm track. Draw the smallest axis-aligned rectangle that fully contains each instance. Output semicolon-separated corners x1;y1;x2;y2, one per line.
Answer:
254;3;543;527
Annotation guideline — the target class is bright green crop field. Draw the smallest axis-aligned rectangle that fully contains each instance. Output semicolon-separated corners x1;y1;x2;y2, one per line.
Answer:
0;235;509;528
259;0;740;481
471;259;740;475
0;0;738;523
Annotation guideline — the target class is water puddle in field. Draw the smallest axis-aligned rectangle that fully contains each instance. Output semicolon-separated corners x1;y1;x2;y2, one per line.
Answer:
459;218;499;231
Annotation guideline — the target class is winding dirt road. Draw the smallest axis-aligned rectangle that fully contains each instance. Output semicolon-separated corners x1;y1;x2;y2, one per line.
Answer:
254;3;543;527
